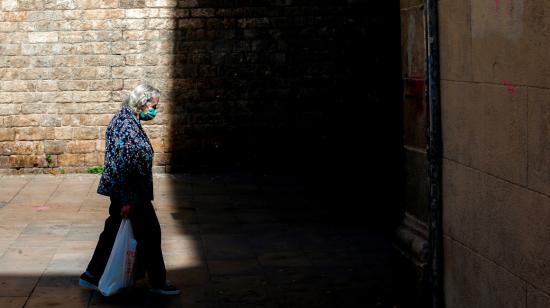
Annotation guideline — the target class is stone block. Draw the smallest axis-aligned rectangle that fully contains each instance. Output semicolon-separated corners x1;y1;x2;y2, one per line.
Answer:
120;0;145;8
404;148;429;222
54;127;73;140
8;155;46;168
79;114;112;126
58;81;89;91
57;153;85;166
12;141;44;155
146;0;177;7
527;286;550;308
1;0;18;11
65;140;96;153
444;236;526;308
74;127;99;140
439;0;472;81
402;78;426;148
14;127;44;140
441;81;527;185
470;0;529;85
400;6;425;78
76;0;118;9
178;0;198;7
44;140;66;155
527;87;550;196
28;32;58;43
400;0;422;9
444;159;550;294
83;9;125;20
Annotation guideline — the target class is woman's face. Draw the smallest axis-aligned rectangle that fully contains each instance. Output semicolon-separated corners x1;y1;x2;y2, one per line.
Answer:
141;96;160;113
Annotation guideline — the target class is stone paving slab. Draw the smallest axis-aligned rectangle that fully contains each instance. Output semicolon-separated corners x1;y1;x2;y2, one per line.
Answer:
0;173;397;307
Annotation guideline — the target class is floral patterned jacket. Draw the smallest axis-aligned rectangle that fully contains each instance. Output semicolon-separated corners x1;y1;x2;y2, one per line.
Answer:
97;105;154;206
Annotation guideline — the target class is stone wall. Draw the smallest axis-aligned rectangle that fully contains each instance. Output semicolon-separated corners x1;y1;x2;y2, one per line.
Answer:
396;0;430;306
400;0;428;223
0;0;170;173
440;0;550;306
0;1;401;176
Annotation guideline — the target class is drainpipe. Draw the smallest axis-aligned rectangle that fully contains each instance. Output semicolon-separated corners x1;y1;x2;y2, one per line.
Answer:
425;0;445;307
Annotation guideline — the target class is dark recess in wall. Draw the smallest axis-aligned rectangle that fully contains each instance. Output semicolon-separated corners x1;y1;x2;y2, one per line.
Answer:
167;0;404;228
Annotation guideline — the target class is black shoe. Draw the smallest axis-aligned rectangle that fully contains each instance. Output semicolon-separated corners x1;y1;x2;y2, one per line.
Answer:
149;281;181;296
79;272;99;291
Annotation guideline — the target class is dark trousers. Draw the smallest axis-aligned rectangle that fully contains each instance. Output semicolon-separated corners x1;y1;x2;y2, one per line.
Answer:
86;196;166;288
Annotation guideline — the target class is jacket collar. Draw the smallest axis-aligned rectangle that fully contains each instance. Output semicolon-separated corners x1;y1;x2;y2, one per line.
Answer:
120;105;152;151
121;105;141;127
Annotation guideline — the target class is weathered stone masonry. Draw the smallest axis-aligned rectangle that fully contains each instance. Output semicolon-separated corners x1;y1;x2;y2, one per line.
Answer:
0;0;198;173
0;0;396;175
400;0;550;306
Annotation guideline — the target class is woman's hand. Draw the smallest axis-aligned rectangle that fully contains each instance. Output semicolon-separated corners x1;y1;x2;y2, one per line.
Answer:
120;204;132;218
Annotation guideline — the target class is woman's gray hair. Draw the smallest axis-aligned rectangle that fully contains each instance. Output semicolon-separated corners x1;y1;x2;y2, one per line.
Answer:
122;84;161;114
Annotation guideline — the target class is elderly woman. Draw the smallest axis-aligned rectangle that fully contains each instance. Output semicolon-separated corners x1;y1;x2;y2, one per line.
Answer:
79;84;180;296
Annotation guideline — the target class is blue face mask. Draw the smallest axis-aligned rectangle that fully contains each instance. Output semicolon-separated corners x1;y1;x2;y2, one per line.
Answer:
139;108;157;121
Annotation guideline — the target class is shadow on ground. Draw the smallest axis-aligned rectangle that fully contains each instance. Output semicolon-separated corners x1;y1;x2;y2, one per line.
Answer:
0;174;400;308
97;174;399;307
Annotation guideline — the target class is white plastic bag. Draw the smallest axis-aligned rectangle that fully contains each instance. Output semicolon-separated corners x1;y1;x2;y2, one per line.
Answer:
98;218;138;296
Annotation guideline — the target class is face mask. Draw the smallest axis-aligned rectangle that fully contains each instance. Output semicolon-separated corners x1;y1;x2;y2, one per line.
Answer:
139;108;157;121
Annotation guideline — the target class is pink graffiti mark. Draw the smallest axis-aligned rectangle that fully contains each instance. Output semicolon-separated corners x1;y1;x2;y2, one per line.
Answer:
495;0;501;10
34;206;49;211
501;80;516;95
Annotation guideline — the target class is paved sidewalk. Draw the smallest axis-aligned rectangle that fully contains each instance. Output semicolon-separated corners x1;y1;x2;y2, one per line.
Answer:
0;174;397;307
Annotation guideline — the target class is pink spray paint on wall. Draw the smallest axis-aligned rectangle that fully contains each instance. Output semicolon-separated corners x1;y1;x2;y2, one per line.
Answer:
501;80;516;95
